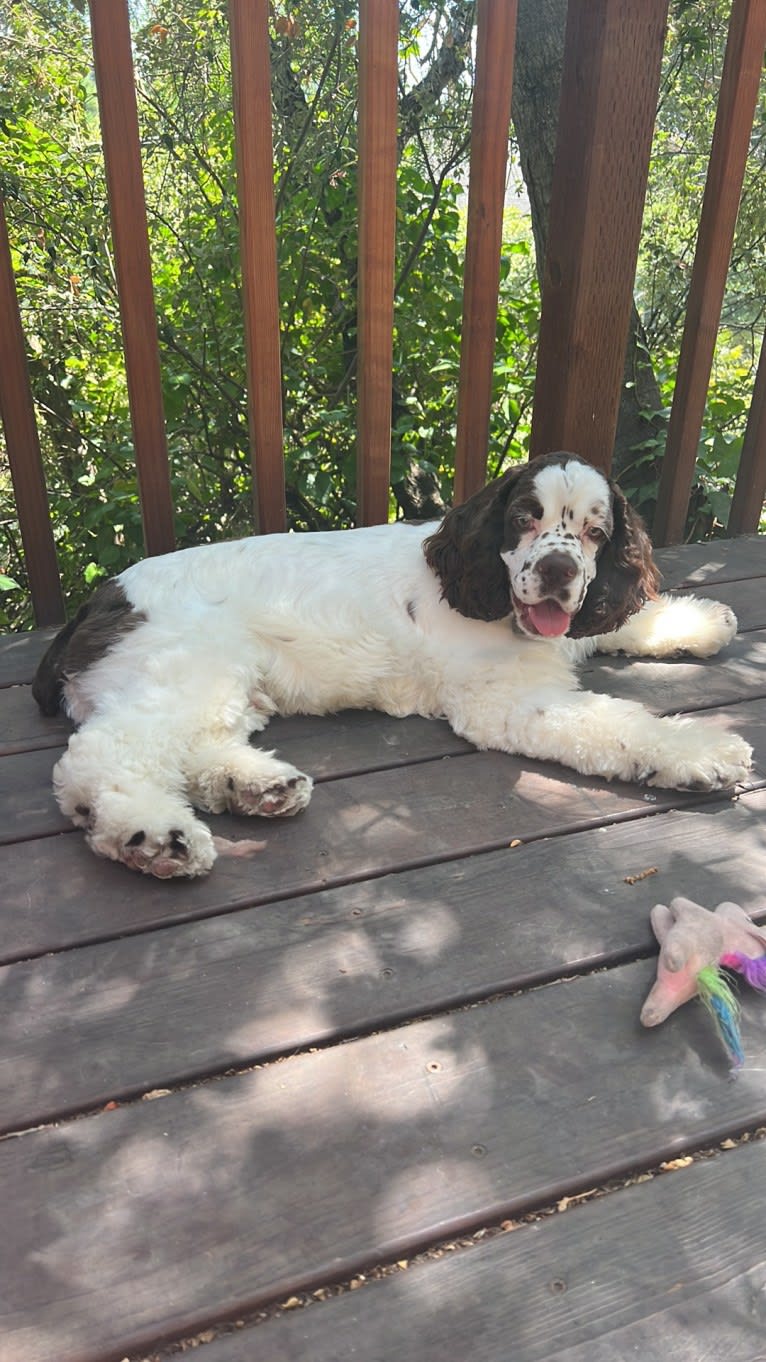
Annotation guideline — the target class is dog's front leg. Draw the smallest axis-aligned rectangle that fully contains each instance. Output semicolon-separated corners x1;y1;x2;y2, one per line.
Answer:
444;686;752;793
53;722;218;879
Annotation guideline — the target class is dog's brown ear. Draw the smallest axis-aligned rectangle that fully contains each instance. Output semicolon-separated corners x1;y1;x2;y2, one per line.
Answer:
569;481;660;639
423;468;523;620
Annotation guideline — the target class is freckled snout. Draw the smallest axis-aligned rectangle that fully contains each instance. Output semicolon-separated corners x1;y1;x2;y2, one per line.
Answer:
535;550;579;597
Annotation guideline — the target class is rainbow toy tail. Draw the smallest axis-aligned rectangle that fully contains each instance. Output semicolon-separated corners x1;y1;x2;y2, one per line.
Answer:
720;952;766;992
696;949;766;1069
696;965;745;1069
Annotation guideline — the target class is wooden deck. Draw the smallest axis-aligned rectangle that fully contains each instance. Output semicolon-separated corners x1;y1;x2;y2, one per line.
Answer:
2;535;766;1362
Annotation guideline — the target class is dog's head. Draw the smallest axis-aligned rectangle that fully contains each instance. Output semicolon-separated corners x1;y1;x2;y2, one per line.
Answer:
423;452;659;639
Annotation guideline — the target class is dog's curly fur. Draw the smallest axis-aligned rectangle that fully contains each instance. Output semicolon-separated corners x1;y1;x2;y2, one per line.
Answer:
35;452;752;879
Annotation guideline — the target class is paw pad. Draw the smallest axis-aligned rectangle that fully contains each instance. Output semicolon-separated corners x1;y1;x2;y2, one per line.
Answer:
225;771;312;818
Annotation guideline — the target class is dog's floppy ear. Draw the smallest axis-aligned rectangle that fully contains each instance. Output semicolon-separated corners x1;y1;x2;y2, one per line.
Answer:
423;468;523;620
568;480;660;639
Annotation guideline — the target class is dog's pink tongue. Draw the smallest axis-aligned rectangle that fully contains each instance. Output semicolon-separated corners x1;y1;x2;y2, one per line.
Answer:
527;600;572;637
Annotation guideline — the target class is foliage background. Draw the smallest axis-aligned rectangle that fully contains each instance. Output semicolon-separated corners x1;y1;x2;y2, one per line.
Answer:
0;0;764;628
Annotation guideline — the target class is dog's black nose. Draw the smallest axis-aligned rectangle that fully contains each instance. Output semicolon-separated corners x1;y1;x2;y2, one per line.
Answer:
536;551;578;593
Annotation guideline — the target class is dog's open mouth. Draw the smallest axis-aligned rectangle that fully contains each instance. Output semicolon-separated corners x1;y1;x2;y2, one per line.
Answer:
513;595;573;638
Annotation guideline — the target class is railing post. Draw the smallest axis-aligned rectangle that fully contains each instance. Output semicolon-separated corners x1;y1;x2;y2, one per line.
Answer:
229;0;287;535
88;0;175;557
0;198;65;626
728;330;766;535
356;0;399;527
453;0;518;506
653;0;766;546
530;0;669;473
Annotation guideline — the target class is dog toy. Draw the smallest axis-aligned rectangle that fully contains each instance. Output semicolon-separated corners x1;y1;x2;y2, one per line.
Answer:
640;896;766;1068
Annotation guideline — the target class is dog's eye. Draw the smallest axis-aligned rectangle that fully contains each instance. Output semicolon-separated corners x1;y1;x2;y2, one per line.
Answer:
586;526;607;544
512;512;535;530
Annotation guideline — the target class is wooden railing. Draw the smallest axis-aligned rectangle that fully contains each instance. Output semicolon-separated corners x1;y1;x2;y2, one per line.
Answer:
1;0;765;629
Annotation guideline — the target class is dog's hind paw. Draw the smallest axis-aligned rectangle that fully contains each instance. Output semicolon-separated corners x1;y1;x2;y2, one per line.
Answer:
225;769;313;818
190;752;313;818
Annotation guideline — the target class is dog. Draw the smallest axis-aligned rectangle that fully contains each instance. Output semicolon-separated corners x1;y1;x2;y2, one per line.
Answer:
33;452;752;878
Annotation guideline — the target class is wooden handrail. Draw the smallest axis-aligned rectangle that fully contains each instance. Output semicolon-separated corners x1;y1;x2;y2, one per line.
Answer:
88;0;176;557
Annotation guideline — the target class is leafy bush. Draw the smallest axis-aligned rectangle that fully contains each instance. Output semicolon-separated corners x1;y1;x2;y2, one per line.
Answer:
1;0;763;631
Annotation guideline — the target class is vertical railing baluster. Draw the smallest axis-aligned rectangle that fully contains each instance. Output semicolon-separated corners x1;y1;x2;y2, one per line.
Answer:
0;198;65;626
653;0;766;545
530;0;669;474
728;331;766;535
89;0;176;556
356;0;399;526
229;0;286;534
453;0;518;505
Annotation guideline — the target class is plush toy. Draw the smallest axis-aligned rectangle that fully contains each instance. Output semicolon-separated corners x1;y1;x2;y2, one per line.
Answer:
640;896;766;1068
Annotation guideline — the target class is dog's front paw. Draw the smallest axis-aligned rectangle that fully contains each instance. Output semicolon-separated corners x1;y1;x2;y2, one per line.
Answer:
645;729;753;793
85;795;217;878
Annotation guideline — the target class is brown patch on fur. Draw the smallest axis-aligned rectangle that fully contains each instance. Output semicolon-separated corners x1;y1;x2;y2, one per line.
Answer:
32;578;146;716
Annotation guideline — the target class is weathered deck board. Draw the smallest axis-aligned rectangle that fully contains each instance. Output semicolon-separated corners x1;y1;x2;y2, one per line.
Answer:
2;790;764;1134
209;1138;766;1362
4;960;766;1362
582;629;766;710
0;721;476;843
3;695;765;959
0;627;54;687
0;697;486;773
0;686;70;755
2;535;765;1362
653;532;766;586
671;575;766;631
0;745;70;841
0;703;474;768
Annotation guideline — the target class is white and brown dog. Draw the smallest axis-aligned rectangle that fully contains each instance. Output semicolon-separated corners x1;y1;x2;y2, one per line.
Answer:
34;452;752;878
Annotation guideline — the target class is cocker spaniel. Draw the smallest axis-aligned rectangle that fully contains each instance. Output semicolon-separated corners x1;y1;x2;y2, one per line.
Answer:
34;451;752;878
